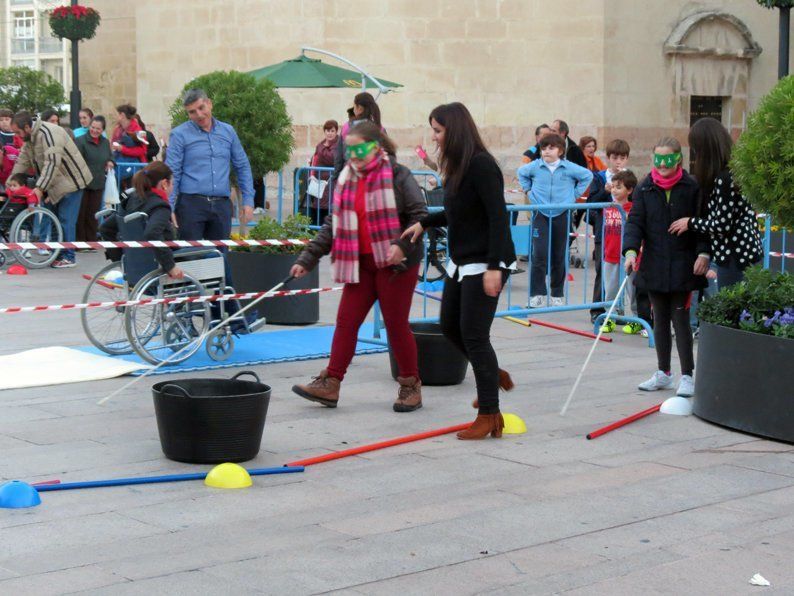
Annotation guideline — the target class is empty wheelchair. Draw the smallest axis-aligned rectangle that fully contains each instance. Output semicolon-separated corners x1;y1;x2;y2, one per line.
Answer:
81;208;261;365
0;195;63;269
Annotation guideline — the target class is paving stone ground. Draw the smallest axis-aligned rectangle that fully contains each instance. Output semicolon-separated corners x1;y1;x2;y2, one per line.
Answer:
1;251;792;595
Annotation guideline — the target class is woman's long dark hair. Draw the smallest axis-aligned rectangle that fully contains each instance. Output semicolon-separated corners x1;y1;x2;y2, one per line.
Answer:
132;162;172;198
688;117;732;204
347;120;396;157
429;102;489;195
353;92;381;127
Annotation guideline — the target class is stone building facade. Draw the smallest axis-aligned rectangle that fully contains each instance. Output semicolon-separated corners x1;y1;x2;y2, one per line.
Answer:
75;0;791;175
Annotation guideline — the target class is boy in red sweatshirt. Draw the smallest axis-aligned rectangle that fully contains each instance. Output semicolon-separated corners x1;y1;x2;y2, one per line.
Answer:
2;173;38;211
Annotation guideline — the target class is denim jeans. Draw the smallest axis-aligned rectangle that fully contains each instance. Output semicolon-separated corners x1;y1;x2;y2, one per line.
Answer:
530;212;568;298
40;190;83;262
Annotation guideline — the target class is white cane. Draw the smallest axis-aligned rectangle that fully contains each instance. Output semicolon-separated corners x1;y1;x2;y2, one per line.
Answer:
559;272;632;416
97;275;294;406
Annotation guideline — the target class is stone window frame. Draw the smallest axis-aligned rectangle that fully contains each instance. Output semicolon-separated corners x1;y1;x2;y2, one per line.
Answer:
664;11;762;60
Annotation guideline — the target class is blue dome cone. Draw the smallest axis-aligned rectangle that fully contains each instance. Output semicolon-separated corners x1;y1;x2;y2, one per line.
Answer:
0;481;41;509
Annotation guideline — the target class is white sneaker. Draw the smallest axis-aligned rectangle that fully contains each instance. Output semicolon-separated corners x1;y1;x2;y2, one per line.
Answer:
253;207;265;215
638;370;674;391
640;329;649;338
527;296;544;308
677;375;695;397
550;296;565;307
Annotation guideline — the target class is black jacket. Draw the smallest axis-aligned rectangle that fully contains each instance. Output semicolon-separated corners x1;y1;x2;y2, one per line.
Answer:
75;134;113;191
421;152;516;270
295;158;428;271
623;170;709;293
565;137;587;168
99;190;176;272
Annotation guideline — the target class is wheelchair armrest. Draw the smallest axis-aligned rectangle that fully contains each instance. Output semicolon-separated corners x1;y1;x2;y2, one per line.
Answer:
95;208;116;221
123;211;149;224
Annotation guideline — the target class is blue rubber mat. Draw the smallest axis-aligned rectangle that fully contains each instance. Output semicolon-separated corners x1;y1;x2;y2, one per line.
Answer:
79;326;388;376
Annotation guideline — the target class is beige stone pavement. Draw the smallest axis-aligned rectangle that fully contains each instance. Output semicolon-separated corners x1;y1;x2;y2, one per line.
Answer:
1;250;793;595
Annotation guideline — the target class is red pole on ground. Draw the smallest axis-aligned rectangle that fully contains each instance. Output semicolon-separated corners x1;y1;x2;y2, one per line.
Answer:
31;479;61;486
586;403;662;440
528;319;612;343
285;423;471;467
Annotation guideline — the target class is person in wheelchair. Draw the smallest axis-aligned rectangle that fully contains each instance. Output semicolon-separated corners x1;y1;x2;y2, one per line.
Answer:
100;161;254;334
2;173;40;211
99;161;184;280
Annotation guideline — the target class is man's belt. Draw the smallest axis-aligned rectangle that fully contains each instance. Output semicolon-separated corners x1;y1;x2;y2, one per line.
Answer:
180;193;229;201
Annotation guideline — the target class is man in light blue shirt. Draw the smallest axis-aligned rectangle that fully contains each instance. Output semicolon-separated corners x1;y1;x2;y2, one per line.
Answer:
166;88;255;242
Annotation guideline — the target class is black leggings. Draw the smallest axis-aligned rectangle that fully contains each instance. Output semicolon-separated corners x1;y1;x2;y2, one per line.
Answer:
440;272;507;415
648;291;694;376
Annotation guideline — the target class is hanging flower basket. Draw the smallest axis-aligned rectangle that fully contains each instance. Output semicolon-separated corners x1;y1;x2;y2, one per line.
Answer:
49;5;101;41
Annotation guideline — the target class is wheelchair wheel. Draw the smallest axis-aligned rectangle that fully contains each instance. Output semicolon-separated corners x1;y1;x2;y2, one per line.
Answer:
9;207;63;269
125;270;210;365
81;261;135;355
206;326;234;361
418;227;448;283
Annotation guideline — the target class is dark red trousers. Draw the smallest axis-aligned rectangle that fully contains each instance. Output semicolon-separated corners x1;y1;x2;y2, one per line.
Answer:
327;254;419;381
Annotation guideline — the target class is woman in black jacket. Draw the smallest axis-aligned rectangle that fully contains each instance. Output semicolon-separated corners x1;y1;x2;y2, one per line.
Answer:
291;122;428;413
623;137;709;399
668;118;763;289
99;161;182;279
403;102;517;440
75;116;114;242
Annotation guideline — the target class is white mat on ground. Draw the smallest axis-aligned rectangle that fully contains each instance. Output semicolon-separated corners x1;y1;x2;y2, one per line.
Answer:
0;346;150;391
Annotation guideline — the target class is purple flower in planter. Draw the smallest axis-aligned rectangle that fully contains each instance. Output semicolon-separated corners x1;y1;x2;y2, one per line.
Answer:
764;311;782;328
740;310;753;323
781;309;794;326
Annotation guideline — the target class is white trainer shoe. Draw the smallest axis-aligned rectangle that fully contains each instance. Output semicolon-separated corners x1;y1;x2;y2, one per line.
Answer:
638;370;674;391
550;296;565;307
677;375;695;397
527;296;544;308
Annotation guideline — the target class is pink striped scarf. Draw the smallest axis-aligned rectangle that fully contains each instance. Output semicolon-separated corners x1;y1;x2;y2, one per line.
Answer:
331;151;401;283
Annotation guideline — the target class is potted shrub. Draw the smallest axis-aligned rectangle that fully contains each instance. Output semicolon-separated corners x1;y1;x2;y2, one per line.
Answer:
694;267;794;440
227;214;319;325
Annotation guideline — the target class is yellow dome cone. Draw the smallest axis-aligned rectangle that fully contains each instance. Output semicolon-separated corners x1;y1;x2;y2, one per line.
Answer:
502;413;527;435
204;463;252;489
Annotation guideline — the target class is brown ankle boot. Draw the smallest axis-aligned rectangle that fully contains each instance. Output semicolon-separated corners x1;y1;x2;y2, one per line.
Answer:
472;369;514;408
292;369;340;407
457;413;504;440
394;376;422;412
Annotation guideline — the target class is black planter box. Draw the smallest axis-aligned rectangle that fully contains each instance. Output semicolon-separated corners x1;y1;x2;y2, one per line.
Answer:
227;251;319;325
694;322;794;442
388;322;468;386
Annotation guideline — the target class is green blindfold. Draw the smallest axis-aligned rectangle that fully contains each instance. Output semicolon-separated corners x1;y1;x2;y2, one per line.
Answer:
653;152;682;168
345;141;378;160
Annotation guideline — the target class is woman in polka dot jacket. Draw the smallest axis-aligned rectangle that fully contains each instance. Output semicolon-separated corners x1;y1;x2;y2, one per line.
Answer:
669;117;763;290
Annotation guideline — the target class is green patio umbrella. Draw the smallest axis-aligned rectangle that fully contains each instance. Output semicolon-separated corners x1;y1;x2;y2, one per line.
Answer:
248;55;402;90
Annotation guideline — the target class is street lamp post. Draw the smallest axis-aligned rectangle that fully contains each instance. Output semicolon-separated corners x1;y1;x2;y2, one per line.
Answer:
780;6;791;79
69;0;81;128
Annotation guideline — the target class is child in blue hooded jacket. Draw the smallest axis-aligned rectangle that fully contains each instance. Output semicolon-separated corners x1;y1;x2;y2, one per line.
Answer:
517;133;593;307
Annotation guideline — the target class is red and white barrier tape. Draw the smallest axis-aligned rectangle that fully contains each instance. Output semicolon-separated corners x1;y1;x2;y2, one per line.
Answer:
768;252;794;259
0;287;341;314
0;238;310;251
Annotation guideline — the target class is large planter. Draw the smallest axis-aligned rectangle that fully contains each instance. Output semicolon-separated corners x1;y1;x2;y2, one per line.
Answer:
693;322;794;442
227;251;319;325
389;322;468;385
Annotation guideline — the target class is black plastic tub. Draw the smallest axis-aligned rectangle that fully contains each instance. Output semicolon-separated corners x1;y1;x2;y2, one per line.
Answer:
152;371;271;463
389;322;468;386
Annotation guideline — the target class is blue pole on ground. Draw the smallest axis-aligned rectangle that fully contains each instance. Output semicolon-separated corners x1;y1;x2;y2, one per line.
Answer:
34;466;304;492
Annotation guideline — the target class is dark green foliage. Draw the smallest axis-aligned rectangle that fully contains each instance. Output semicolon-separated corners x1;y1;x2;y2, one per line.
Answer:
0;67;65;114
756;1;794;8
238;214;315;255
731;75;794;229
169;71;294;178
698;266;794;339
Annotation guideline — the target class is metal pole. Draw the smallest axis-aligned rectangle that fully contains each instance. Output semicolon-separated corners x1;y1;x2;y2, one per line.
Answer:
69;0;81;128
780;7;790;80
